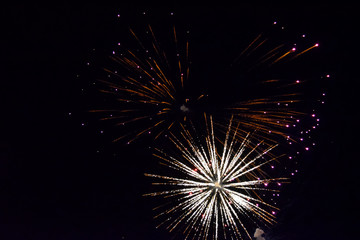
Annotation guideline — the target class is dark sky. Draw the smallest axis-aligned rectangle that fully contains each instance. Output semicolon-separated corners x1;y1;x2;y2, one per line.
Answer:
2;2;358;240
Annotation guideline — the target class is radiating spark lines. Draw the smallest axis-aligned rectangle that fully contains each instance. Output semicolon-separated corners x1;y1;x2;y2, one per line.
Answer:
145;116;287;239
224;97;304;144
234;32;319;67
90;24;197;143
224;30;320;145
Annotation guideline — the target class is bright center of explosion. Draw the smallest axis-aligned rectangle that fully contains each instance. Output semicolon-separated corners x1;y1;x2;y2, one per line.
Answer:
213;181;222;188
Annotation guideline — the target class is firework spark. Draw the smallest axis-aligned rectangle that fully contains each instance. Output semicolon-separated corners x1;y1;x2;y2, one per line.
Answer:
222;96;303;144
145;116;287;239
219;30;321;145
90;24;202;143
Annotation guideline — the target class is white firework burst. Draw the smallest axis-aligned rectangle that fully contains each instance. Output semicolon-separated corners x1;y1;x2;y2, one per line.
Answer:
144;116;287;240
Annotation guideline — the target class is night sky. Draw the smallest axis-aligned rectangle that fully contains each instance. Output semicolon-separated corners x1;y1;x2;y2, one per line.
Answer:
2;2;359;240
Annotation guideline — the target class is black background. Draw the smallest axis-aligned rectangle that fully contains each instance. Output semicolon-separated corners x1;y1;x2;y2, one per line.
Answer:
2;2;358;240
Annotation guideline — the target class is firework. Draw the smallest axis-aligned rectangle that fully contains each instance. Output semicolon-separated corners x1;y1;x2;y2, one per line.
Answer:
144;116;287;240
90;23;203;143
87;15;322;148
215;28;321;146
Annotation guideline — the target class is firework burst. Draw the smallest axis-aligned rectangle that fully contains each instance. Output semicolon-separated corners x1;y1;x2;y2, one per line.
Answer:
145;116;287;239
212;27;322;147
90;23;203;143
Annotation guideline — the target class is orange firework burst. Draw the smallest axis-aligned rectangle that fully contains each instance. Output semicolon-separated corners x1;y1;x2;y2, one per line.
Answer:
215;28;321;146
90;24;204;144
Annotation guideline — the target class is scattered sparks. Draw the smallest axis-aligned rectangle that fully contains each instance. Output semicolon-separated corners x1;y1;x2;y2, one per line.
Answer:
226;96;304;145
90;24;200;143
226;29;321;146
145;117;286;239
